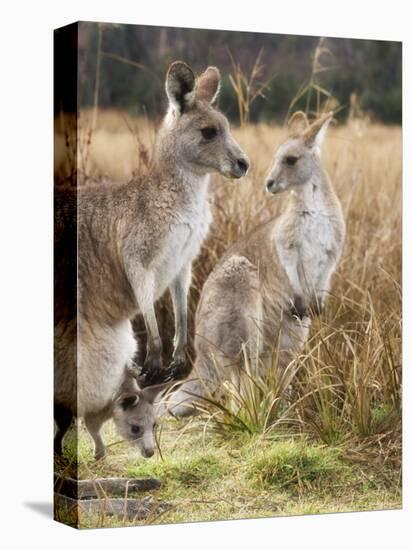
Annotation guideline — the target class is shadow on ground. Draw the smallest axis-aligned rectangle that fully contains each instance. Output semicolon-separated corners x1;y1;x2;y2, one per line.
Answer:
24;502;53;519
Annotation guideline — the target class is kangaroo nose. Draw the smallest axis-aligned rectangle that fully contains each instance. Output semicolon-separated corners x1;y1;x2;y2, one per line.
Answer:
237;158;249;175
142;448;154;458
266;179;274;191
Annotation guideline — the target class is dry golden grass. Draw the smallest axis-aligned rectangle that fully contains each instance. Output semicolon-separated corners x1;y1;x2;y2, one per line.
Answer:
55;109;402;433
54;109;402;526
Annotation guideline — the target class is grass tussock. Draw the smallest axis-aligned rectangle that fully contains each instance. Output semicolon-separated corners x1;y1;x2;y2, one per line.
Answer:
247;440;342;490
54;108;402;527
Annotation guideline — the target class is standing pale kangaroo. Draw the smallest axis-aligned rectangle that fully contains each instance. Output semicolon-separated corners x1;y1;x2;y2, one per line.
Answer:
166;111;346;416
54;61;249;456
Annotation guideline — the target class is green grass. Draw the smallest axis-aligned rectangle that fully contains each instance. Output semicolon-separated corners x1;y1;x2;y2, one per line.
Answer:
57;415;401;528
246;440;342;490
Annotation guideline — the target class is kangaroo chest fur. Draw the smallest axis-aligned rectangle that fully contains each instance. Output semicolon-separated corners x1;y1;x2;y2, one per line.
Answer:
152;178;212;299
274;187;343;298
298;211;338;288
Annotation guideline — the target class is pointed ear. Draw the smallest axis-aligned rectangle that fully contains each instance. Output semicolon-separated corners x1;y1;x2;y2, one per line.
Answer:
303;112;334;148
114;393;140;411
166;61;196;114
196;66;221;104
287;111;309;137
141;382;173;405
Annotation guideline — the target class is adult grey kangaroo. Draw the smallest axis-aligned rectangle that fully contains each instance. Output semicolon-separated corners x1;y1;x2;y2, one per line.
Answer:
54;61;249;457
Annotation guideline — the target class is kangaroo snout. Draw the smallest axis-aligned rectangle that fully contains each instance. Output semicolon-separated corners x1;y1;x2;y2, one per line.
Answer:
266;177;286;194
236;157;249;177
141;446;155;458
228;156;249;179
266;178;274;192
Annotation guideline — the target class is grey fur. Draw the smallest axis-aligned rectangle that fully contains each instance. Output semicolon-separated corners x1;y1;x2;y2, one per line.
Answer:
165;112;345;416
54;61;248;456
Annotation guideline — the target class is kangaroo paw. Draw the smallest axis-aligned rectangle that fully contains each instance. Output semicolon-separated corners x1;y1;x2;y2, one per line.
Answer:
290;294;309;319
94;448;106;461
137;355;164;386
138;355;192;387
167;357;192;381
138;365;170;388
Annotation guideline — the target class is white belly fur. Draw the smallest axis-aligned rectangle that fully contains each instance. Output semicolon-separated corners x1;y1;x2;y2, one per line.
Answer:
275;212;336;297
77;320;137;417
299;213;337;293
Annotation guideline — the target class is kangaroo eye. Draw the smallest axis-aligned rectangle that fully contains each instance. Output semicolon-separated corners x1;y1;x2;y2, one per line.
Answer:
201;127;217;140
285;155;298;166
131;425;141;435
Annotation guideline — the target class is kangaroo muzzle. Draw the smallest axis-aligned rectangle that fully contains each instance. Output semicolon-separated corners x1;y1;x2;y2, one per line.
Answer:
232;157;249;178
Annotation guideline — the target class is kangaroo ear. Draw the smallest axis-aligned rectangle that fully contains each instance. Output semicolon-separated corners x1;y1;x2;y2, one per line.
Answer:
166;61;196;114
287;111;309;137
114;393;140;411
303;112;334;148
196;66;221;105
141;382;174;405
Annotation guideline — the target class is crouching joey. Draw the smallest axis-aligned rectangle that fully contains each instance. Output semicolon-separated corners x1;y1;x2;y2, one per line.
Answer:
54;377;170;461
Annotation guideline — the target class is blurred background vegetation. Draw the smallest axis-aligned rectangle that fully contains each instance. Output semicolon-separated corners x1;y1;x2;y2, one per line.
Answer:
75;22;402;124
